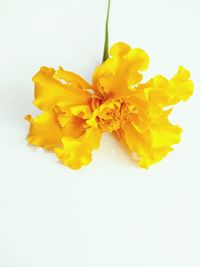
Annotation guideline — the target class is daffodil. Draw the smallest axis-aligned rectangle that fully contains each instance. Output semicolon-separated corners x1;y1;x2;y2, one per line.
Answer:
25;0;194;169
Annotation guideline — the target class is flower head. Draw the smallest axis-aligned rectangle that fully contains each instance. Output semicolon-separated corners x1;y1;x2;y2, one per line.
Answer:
25;42;193;169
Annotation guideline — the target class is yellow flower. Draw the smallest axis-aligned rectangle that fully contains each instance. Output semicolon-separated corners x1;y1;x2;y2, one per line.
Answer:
26;42;194;169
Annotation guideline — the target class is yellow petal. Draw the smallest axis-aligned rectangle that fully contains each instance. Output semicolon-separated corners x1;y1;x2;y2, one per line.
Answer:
109;42;131;57
70;105;92;119
54;67;92;89
58;112;85;138
171;66;194;102
25;111;61;149
150;124;182;149
92;42;149;98
135;66;194;107
33;67;91;111
55;128;102;169
125;48;149;71
57;104;92;138
120;116;182;168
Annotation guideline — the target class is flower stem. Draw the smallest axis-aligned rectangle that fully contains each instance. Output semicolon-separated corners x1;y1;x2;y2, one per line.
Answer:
102;0;111;63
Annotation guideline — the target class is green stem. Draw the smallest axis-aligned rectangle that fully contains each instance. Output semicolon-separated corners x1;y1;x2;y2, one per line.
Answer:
102;0;111;62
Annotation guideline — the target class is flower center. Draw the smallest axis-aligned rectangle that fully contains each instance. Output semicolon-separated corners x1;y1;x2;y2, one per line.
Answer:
96;100;137;132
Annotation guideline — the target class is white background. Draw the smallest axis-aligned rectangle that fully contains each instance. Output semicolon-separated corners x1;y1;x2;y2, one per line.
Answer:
1;0;200;266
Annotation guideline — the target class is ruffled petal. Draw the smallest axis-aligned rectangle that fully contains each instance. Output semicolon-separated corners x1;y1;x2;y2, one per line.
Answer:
25;111;61;149
54;67;92;90
134;66;194;107
58;112;85;138
119;114;182;168
124;47;149;71
55;128;102;169
109;42;131;57
26;101;92;151
57;104;92;138
92;42;149;97
70;104;92;119
33;67;91;112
